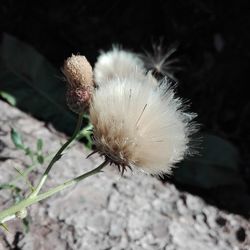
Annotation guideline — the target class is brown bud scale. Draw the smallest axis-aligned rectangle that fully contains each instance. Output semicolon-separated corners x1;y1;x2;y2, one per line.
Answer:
66;86;92;114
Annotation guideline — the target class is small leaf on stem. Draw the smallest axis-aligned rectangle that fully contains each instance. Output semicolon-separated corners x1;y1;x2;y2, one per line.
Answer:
0;91;16;106
22;217;30;233
36;139;43;152
11;128;25;150
37;155;44;164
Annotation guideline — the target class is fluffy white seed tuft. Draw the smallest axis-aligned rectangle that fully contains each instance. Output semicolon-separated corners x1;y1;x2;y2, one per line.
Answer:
90;73;196;175
139;43;180;81
94;47;145;86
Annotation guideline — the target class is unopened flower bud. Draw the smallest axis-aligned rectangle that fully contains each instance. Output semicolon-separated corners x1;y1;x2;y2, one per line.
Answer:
63;54;94;113
66;86;92;113
63;54;93;88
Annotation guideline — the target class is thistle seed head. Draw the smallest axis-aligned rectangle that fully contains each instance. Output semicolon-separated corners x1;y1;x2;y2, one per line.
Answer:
90;73;197;175
94;47;145;86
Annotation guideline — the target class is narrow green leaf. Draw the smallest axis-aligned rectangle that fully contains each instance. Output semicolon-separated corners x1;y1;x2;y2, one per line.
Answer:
0;90;16;106
77;124;93;149
22;217;30;233
37;155;44;164
10;128;24;150
0;183;16;190
0;223;9;232
85;134;93;149
36;139;43;152
24;148;34;163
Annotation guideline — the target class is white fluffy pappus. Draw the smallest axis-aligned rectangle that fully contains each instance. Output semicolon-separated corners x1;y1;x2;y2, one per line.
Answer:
89;74;196;175
138;42;181;82
94;47;145;86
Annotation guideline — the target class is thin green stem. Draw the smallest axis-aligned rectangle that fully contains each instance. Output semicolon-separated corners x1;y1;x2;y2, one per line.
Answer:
0;160;108;223
29;113;84;198
1;215;16;224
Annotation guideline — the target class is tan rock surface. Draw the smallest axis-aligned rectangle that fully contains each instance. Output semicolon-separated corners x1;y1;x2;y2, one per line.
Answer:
0;100;249;250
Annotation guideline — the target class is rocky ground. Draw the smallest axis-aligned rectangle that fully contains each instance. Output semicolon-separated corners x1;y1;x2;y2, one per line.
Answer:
0;100;249;250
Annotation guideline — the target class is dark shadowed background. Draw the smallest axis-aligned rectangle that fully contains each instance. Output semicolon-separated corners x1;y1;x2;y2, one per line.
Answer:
0;0;250;216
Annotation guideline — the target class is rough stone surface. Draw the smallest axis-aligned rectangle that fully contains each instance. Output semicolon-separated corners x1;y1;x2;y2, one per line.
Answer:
0;100;249;250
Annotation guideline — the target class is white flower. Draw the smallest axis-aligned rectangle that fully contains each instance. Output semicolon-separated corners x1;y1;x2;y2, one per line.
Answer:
94;47;145;86
90;72;196;175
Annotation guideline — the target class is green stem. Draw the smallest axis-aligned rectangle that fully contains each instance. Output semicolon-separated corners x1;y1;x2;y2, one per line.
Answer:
29;113;84;198
0;160;108;223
